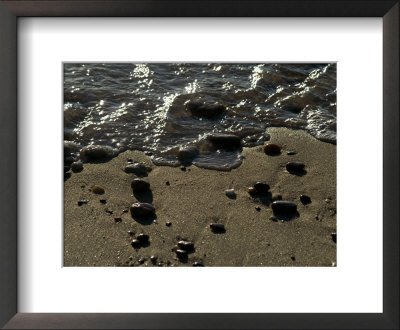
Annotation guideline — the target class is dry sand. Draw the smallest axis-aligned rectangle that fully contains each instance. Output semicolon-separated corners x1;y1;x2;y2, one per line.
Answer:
64;127;336;267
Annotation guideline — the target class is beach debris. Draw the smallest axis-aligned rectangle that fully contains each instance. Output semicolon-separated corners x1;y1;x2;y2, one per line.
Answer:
99;199;107;204
71;160;83;173
114;217;122;223
131;239;141;248
287;151;296;155
263;143;281;155
271;201;297;215
77;200;88;206
91;185;105;194
178;240;194;252
210;223;225;233
193;262;204;267
286;162;305;173
300;194;312;205
130;202;155;218
186;99;225;118
271;194;282;201
207;133;241;150
166;221;172;227
131;178;150;193
331;232;337;243
137;233;149;244
124;162;151;175
177;146;199;162
225;189;236;199
80;145;115;161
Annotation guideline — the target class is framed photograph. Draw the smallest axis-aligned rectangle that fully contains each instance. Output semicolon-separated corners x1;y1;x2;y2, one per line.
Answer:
0;1;398;329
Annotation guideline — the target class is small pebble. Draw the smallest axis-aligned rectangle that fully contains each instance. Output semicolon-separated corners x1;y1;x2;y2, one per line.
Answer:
137;233;149;243
138;257;146;264
286;162;305;173
127;231;135;236
175;249;187;257
177;146;199;162
131;178;150;193
331;232;337;243
287;151;296;155
180;166;186;172
193;262;204;267
255;206;261;211
77;200;88;206
80;145;115;161
207;134;241;150
291;256;296;261
300;194;312;205
210;223;225;233
124;163;151;175
264;143;281;155
186;100;225;118
100;199;107;204
254;182;270;194
166;221;172;227
71;161;83;173
127;158;134;163
225;189;236;199
166;181;170;186
114;217;122;223
130;202;155;217
131;239;141;248
150;255;157;264
91;185;105;194
144;151;153;156
248;187;257;196
123;209;128;213
271;201;297;214
178;240;194;251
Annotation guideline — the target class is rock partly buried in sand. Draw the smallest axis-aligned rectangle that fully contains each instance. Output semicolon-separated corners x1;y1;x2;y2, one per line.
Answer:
137;233;149;243
178;240;194;252
125;163;152;175
254;182;270;194
71;160;83;173
286;161;305;173
271;201;297;215
131;239;141;248
130;202;155;218
91;185;105;194
175;249;188;258
264;143;281;155
225;189;236;199
131;178;150;193
300;194;312;205
186;99;225;118
207;134;241;150
177;146;199;162
80;145;116;161
210;223;225;233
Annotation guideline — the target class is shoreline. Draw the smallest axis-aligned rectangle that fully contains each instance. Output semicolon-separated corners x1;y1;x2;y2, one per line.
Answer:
64;127;336;267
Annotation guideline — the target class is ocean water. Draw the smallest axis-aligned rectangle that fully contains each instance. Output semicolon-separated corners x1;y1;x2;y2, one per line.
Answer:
64;63;336;170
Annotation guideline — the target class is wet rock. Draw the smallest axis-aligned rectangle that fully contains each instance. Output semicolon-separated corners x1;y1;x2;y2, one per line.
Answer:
210;223;225;233
77;200;88;206
125;163;151;175
130;202;155;217
331;232;337;243
180;166;186;172
131;239;141;248
282;102;303;114
177;146;199;162
186;99;225;118
166;221;172;227
71;160;83;173
225;189;236;199
131;178;150;193
178;240;194;251
300;194;312;205
271;201;297;214
100;199;107;204
207;134;241;150
287;151;296;155
64;156;74;165
137;233;149;243
264;143;281;155
175;249;188;257
193;262;204;267
286;162;305;173
91;185;105;194
80;145;115;161
144;151;153;156
248;187;257;196
271;194;282;201
64;165;70;173
254;182;270;194
64;141;81;155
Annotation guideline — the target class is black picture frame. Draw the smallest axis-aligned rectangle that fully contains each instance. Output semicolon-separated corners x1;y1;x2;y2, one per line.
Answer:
0;1;398;329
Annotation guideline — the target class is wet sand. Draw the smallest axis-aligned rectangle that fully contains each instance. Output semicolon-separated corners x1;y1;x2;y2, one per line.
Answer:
64;127;336;267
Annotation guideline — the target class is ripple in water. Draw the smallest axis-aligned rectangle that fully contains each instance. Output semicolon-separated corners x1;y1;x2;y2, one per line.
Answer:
64;63;336;170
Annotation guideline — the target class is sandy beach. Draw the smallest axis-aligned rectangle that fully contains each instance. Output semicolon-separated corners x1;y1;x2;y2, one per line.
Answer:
64;127;336;267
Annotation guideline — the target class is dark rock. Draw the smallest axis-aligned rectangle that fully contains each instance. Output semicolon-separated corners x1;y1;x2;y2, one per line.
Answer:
177;146;199;162
91;185;105;194
127;231;135;236
114;217;122;223
331;232;337;243
271;201;297;214
100;199;107;204
137;233;149;243
180;166;186;172
210;223;225;233
138;258;146;264
150;255;157;264
300;194;312;205
193;262;204;267
77;200;88;206
207;134;241;150
282;103;303;114
271;194;282;201
255;206;261;211
64;165;70;173
225;189;236;199
64;141;81;155
130;202;155;217
286;162;305;173
131;178;150;193
64;156;74;165
175;249;188;257
80;145;115;161
166;221;172;227
264;143;281;155
71;161;83;173
166;181;170;186
248;187;257;196
287;151;296;155
291;256;296;261
186;99;225;118
144;151;153;156
131;239;141;248
254;182;270;194
178;240;194;251
125;163;151;175
127;158;135;163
